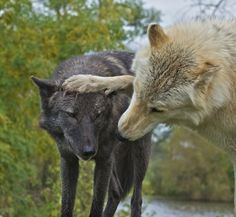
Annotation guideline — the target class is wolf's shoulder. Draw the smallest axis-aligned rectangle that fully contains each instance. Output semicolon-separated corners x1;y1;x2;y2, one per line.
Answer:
52;51;135;80
168;19;236;45
87;51;135;76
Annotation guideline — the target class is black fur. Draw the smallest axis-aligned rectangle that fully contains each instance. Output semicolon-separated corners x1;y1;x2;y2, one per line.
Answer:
32;51;151;217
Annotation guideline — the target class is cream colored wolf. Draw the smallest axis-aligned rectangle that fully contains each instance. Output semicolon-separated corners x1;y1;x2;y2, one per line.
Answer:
63;20;236;215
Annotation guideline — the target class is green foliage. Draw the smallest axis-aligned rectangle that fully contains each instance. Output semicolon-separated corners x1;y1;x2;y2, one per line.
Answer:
145;127;234;202
0;0;160;216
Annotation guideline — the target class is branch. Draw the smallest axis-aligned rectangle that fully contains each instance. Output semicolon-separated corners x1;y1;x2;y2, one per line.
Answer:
212;0;225;16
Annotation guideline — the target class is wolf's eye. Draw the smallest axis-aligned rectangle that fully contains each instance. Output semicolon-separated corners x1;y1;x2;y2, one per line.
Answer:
94;110;103;120
65;111;76;118
151;108;164;113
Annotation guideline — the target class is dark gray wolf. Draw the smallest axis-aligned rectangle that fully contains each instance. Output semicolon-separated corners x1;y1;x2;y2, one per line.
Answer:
32;51;151;217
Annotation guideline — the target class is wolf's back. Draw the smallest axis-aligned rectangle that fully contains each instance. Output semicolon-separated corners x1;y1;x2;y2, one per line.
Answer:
52;51;135;83
168;20;236;63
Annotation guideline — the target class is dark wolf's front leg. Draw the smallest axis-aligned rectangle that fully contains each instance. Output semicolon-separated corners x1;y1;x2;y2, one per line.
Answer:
62;75;134;96
89;158;113;217
131;142;150;217
60;154;79;217
103;174;122;217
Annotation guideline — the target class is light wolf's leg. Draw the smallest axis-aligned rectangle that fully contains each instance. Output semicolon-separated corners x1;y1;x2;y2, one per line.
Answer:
62;75;134;96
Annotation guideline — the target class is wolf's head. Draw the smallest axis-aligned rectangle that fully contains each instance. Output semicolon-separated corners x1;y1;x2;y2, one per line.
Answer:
32;76;120;160
118;23;231;141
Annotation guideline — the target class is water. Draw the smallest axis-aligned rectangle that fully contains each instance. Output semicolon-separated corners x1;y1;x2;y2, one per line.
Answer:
118;198;234;217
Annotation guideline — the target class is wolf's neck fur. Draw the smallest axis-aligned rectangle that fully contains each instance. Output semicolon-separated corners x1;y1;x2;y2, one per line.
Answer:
187;86;236;155
167;20;236;152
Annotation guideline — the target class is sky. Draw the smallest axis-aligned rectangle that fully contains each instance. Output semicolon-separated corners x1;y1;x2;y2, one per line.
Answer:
143;0;192;26
128;0;236;49
129;0;194;49
142;0;236;26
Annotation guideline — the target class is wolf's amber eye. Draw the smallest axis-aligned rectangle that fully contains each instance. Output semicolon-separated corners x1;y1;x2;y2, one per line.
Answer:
151;108;164;113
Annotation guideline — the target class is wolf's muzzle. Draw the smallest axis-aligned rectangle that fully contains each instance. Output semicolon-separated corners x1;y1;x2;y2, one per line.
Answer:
115;130;130;143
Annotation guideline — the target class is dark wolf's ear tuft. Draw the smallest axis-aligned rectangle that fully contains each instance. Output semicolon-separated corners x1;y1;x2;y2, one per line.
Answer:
31;76;58;110
147;23;169;49
31;76;57;98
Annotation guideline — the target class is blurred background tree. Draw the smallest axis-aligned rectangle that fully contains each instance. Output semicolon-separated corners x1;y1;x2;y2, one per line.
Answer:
145;126;234;202
0;0;160;216
188;0;235;18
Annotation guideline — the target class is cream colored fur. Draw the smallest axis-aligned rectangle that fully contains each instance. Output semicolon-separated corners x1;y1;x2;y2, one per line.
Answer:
63;74;134;95
122;20;236;216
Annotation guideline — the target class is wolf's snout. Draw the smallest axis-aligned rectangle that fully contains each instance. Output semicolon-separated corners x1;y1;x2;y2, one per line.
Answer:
81;146;96;158
115;130;130;143
117;100;152;141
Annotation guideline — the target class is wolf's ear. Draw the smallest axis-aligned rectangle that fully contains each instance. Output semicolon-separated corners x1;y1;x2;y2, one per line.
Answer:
189;63;218;109
31;76;57;99
147;23;169;49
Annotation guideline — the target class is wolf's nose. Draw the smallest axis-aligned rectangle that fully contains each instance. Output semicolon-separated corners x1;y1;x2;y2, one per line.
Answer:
82;146;96;157
115;131;130;143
